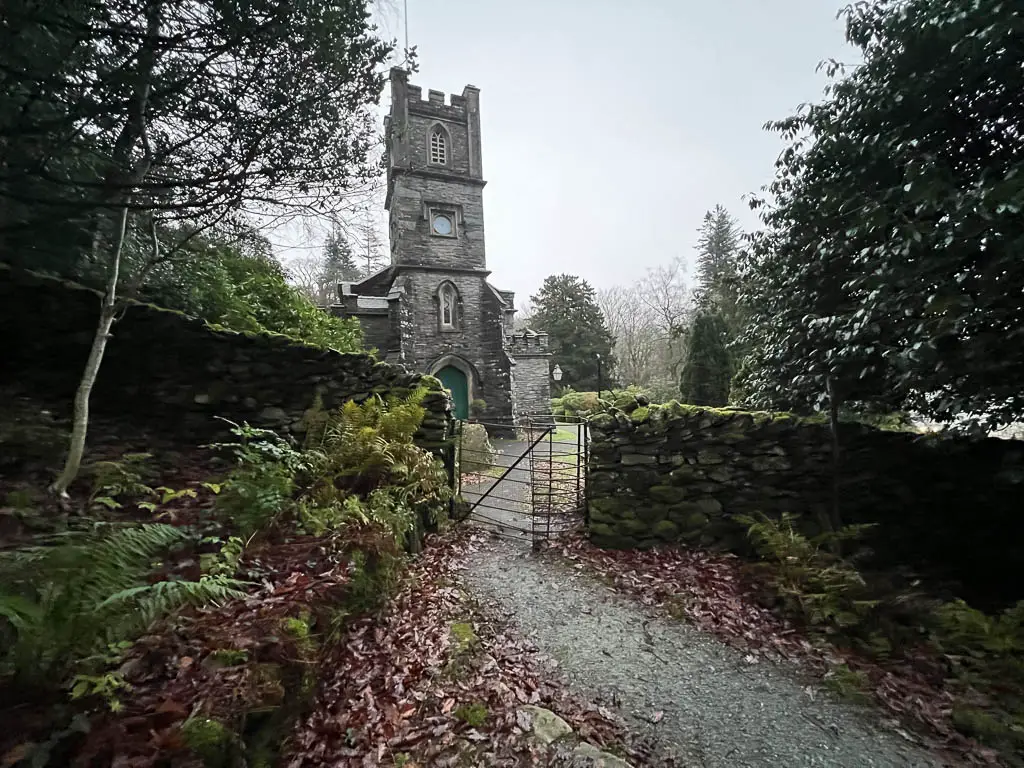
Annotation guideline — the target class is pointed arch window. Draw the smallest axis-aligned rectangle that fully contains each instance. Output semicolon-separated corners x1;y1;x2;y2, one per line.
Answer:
429;127;448;165
439;282;458;330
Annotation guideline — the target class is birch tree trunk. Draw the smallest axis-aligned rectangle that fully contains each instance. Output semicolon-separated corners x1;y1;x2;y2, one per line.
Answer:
48;0;161;496
50;206;130;496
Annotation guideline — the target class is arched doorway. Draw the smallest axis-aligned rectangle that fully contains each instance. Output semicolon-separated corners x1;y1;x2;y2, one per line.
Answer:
435;365;469;420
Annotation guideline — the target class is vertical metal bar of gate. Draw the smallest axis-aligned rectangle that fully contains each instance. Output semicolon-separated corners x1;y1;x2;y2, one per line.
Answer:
577;423;585;514
456;421;464;499
529;419;539;547
546;425;554;542
582;420;590;522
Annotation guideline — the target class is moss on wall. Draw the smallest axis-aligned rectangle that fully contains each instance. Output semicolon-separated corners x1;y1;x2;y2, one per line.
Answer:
0;265;451;451
588;397;1024;607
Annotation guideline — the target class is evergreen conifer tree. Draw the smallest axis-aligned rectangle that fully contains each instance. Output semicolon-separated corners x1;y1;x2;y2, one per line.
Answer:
530;274;616;392
679;312;731;406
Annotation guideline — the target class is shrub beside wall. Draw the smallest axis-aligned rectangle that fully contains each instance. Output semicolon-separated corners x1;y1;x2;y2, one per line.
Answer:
587;398;1024;606
0;266;451;450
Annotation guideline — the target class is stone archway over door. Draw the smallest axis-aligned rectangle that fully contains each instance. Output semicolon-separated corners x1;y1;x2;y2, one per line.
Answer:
436;366;469;420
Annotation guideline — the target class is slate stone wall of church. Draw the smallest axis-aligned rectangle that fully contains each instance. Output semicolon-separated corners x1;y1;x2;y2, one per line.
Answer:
511;357;551;419
328;305;395;356
381;71;513;426
406;101;472;176
0;266;452;453
587;397;1024;607
389;177;486;271
396;268;513;424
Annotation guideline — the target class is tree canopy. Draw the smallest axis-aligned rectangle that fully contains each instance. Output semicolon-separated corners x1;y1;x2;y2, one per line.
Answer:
530;274;616;392
145;227;363;351
1;0;389;247
0;0;391;491
735;0;1024;429
323;225;363;292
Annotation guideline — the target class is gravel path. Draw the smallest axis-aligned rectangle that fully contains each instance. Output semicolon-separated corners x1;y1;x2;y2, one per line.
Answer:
459;536;947;768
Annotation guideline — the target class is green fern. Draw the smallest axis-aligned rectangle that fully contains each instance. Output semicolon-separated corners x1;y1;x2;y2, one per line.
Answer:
304;391;449;539
85;452;157;510
736;512;875;629
210;420;307;537
208;391;448;544
99;576;248;628
0;524;247;685
214;461;295;538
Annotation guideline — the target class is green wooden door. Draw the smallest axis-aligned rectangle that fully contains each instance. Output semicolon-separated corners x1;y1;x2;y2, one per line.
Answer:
436;366;469;420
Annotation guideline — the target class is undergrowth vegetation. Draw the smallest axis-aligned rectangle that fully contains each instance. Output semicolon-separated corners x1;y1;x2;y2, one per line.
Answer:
0;389;451;765
736;512;877;630
0;524;246;691
736;513;1024;760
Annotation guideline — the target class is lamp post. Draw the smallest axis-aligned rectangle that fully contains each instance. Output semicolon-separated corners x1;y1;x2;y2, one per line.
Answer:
550;364;563;428
595;354;603;401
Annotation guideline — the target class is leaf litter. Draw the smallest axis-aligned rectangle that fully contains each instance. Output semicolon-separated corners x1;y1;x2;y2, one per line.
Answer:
553;533;1000;765
286;529;672;767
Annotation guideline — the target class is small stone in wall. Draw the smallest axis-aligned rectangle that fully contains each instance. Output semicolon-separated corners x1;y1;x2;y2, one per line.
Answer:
751;455;792;472
258;406;289;425
695;497;723;515
621;453;658;466
696;449;725;464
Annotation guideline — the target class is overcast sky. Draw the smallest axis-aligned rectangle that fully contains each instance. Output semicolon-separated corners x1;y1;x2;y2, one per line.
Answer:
280;1;856;307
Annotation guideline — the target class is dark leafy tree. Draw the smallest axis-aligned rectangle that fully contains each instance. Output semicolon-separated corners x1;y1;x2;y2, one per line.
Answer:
736;0;1024;430
356;215;389;277
530;274;616;392
143;226;363;350
0;0;392;492
679;312;731;406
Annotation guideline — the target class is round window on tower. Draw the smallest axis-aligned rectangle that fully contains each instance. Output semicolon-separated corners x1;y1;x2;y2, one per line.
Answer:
431;212;454;237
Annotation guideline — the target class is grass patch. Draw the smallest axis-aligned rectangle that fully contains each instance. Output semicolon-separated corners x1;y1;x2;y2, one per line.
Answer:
549;427;580;444
449;622;478;654
454;703;488;728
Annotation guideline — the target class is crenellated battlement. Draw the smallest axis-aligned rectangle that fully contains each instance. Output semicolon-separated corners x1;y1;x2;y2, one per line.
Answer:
392;68;479;117
404;83;476;110
506;329;550;354
385;66;485;208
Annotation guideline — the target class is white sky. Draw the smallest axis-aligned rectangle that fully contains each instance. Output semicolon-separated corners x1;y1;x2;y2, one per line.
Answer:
276;0;856;306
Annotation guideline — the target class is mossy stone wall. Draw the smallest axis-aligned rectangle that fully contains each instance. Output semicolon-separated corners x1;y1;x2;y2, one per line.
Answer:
588;399;1024;605
0;266;451;450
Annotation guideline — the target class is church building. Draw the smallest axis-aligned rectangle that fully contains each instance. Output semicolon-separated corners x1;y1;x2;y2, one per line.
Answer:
333;68;551;424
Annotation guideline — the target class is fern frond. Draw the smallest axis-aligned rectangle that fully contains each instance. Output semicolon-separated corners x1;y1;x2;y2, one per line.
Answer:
0;594;40;630
100;576;249;632
0;523;205;684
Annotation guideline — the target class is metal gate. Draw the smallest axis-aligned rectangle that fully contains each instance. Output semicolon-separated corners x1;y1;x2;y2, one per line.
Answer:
453;416;588;548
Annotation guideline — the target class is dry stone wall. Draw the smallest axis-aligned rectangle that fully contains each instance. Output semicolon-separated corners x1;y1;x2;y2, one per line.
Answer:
0;266;452;450
588;398;1024;606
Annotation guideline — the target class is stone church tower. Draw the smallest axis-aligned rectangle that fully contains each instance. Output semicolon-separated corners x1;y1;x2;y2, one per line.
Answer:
334;68;551;424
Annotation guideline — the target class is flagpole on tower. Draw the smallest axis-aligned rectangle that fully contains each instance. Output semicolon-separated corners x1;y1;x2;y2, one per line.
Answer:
403;0;409;63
